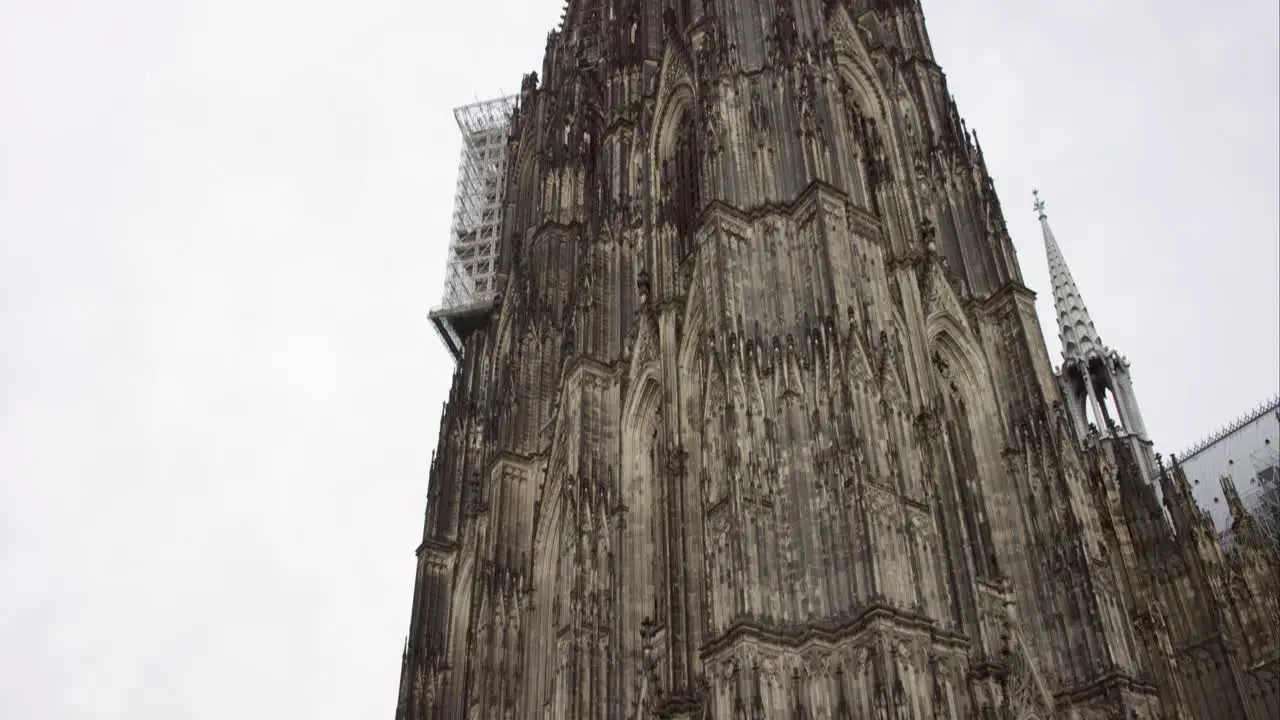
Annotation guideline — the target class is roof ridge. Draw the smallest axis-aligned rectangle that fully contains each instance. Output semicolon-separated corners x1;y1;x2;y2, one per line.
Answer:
1177;394;1280;462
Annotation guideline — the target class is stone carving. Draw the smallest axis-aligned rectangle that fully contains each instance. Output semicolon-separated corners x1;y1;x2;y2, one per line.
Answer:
394;4;1280;720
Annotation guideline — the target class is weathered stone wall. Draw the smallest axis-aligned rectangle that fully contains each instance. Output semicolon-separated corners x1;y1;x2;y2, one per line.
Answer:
394;2;1279;719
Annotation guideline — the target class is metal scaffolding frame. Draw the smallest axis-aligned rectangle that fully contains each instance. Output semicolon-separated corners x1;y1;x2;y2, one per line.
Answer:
440;96;517;311
431;95;517;360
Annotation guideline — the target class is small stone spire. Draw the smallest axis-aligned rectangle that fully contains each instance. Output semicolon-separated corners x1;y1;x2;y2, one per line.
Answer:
1034;189;1106;363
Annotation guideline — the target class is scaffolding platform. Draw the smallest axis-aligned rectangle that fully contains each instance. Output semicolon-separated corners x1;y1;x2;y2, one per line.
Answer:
429;95;517;361
429;298;498;362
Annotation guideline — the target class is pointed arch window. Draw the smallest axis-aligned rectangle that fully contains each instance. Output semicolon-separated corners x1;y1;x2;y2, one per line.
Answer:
661;112;701;261
940;383;1000;579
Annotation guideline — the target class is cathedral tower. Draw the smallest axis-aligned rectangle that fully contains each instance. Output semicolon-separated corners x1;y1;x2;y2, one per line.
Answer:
1036;192;1280;720
395;2;1279;718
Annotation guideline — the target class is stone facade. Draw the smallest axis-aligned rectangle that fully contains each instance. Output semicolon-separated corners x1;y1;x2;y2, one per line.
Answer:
395;2;1280;718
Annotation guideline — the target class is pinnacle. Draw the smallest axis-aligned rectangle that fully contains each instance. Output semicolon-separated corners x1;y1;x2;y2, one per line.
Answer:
1034;190;1107;365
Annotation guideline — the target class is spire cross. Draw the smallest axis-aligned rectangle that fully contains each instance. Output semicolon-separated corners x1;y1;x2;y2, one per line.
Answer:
1032;189;1047;220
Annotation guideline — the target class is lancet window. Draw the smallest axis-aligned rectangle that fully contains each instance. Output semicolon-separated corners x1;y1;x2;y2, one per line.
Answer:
941;383;999;579
661;112;702;261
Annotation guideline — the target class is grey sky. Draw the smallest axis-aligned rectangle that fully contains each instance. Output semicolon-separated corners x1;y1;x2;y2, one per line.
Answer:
0;1;1275;718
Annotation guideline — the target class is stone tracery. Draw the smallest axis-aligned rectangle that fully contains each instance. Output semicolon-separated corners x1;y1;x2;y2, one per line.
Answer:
397;3;1280;719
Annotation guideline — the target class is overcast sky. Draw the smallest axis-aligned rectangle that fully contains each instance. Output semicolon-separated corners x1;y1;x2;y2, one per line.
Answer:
1;1;1275;718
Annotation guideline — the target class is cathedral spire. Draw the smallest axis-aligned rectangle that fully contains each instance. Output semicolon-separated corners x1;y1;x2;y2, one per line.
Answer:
1034;190;1105;363
1037;190;1156;484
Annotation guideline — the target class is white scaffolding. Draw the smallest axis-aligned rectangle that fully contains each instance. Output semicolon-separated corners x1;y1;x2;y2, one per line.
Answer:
431;95;517;360
441;96;517;311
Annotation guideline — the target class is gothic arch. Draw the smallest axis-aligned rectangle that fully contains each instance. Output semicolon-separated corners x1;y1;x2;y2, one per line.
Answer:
622;363;662;433
649;51;701;287
618;375;663;716
830;7;914;200
926;316;989;400
928;320;1007;579
897;96;922;148
532;406;575;567
678;280;708;468
648;52;696;215
627;308;661;391
510;123;542;236
830;9;893;129
491;271;524;364
650;39;696;163
701;349;729;510
531;461;559;543
441;525;480;717
679;269;707;373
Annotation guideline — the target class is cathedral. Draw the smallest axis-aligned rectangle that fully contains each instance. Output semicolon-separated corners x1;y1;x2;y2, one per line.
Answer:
395;1;1280;718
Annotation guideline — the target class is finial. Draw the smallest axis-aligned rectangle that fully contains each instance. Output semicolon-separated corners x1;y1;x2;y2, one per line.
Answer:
1032;188;1047;220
